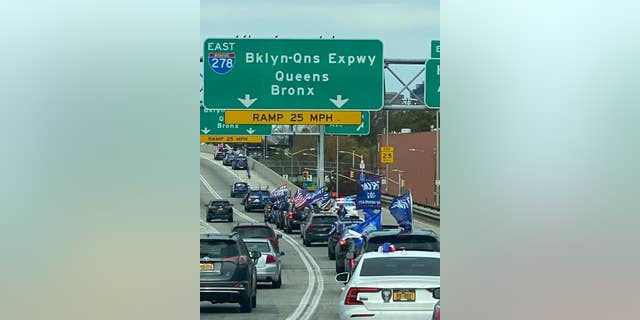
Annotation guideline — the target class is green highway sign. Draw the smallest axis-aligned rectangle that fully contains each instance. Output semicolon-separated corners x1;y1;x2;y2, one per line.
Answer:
431;40;440;59
203;39;384;111
325;111;370;135
200;106;272;136
425;59;440;109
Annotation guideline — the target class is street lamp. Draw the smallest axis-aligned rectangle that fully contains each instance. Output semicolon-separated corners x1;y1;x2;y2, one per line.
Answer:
285;148;316;176
391;169;404;196
338;150;364;169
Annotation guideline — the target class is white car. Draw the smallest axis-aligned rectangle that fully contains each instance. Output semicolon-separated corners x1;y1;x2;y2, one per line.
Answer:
331;198;359;217
242;238;284;288
336;250;440;320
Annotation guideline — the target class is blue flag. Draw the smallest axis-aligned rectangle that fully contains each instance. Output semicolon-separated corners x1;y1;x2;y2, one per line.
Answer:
307;188;326;205
351;211;381;236
389;190;413;232
356;175;381;210
363;208;380;221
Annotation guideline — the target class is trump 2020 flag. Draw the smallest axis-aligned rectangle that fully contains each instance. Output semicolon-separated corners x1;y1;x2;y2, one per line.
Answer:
389;190;413;232
356;175;381;210
351;211;381;236
307;188;327;205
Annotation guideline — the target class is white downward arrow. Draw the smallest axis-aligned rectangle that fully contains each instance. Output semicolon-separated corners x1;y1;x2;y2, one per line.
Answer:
329;94;349;108
238;94;257;108
246;127;255;134
201;128;211;134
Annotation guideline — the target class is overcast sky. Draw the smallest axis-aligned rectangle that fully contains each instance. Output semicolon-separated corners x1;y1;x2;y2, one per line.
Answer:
201;0;439;93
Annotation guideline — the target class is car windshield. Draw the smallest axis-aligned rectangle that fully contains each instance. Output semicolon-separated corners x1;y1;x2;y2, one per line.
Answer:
243;241;271;253
364;235;440;253
359;256;440;277
200;240;238;258
312;216;338;224
234;227;274;238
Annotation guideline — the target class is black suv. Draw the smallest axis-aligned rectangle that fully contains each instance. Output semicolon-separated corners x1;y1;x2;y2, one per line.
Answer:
214;148;228;160
230;182;249;198
232;155;248;170
341;228;440;274
282;206;306;234
327;219;362;260
242;190;273;212
223;153;236;166
301;213;339;247
200;233;261;313
204;200;234;222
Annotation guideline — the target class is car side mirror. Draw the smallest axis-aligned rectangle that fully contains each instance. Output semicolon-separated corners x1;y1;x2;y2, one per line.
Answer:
279;251;285;256
277;234;282;239
335;272;350;283
249;251;261;260
433;288;440;299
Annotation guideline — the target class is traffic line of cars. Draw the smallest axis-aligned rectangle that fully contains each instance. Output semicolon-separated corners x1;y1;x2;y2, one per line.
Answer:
201;170;326;316
262;195;443;319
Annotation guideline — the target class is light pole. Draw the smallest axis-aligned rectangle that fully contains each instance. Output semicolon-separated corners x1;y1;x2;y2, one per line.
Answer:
286;148;316;176
392;169;404;196
338;150;364;169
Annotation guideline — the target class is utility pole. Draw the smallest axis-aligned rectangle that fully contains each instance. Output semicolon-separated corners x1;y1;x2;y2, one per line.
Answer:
385;110;389;193
318;125;325;188
336;135;339;198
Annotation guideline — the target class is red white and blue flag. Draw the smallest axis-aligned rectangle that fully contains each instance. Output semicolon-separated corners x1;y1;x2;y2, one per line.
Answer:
293;189;311;208
271;184;288;197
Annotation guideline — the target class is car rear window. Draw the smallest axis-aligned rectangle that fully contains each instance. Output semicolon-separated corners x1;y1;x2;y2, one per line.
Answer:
359;257;440;277
234;227;274;238
200;240;238;258
364;235;440;253
312;216;338;224
243;241;271;253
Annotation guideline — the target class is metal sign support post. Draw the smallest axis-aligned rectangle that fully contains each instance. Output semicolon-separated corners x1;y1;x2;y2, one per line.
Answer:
317;125;325;189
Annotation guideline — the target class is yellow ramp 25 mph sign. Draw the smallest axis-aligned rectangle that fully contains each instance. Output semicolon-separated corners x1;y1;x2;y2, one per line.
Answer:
224;110;362;125
380;146;394;164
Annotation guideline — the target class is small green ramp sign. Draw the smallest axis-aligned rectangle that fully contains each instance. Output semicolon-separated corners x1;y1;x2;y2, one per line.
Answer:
203;39;384;111
200;106;271;136
325;111;370;135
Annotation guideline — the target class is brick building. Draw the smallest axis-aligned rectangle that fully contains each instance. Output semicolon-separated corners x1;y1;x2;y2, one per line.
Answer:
377;131;439;207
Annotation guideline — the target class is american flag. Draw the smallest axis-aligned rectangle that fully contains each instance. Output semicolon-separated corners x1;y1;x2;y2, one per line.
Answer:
293;189;311;208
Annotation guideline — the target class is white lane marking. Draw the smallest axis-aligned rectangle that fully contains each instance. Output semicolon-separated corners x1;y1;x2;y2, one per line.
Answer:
200;219;219;233
200;173;323;319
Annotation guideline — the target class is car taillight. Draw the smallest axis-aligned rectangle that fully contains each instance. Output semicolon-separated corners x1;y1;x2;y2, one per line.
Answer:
265;254;276;263
344;287;380;305
307;224;313;230
289;212;293;219
349;258;356;267
339;239;347;248
434;302;440;320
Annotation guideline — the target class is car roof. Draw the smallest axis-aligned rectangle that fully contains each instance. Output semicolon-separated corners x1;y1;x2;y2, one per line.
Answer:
367;229;438;238
232;222;273;229
360;250;441;260
200;232;238;240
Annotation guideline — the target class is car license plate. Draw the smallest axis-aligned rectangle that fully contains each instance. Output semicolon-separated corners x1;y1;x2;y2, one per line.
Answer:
393;289;415;302
217;208;223;211
200;263;215;271
323;227;330;232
